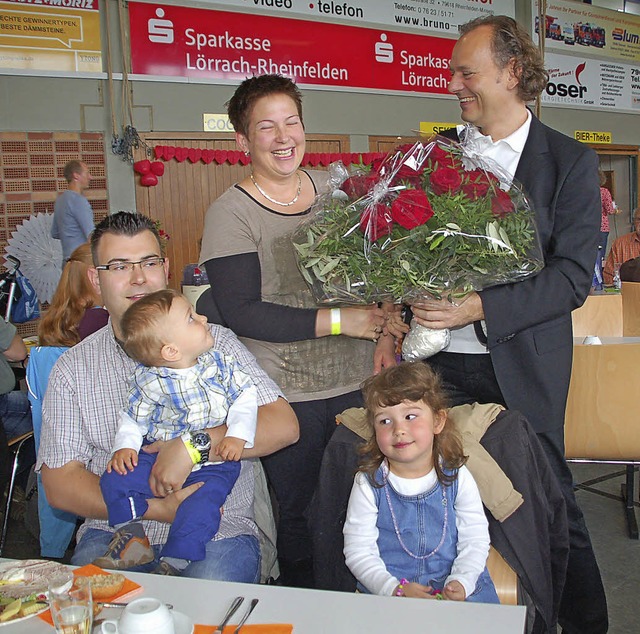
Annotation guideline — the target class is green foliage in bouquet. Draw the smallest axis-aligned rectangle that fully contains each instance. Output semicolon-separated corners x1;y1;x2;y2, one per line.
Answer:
293;137;544;304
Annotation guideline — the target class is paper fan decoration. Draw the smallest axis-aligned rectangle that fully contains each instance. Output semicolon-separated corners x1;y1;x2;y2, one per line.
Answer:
6;212;63;304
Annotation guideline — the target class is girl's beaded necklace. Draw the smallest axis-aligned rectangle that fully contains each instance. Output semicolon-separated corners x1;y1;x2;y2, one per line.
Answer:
250;172;301;207
383;465;449;560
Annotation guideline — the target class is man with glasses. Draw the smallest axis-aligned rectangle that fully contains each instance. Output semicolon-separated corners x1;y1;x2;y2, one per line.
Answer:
37;212;299;581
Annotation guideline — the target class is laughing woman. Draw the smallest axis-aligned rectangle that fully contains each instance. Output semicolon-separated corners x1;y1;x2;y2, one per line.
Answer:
199;74;392;588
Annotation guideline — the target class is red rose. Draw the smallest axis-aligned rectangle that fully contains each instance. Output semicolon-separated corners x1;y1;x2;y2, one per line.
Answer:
428;144;461;169
340;175;370;199
395;161;424;182
359;203;393;241
370;156;385;174
429;166;463;195
491;190;515;217
391;189;434;230
429;145;451;162
462;170;491;200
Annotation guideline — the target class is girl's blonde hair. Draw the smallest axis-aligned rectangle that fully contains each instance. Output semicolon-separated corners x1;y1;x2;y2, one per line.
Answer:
359;362;466;486
38;243;101;347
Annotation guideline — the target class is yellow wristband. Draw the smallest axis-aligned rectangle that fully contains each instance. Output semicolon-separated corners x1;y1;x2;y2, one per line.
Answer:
330;308;341;335
181;434;201;465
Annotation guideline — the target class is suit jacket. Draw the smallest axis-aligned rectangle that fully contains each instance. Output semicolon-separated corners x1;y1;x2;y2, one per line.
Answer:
445;116;600;434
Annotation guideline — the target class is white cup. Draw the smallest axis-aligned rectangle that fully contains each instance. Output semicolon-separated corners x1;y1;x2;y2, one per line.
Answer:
583;335;602;345
100;598;174;634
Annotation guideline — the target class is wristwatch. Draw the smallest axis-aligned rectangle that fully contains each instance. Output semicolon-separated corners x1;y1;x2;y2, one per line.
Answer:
182;432;211;465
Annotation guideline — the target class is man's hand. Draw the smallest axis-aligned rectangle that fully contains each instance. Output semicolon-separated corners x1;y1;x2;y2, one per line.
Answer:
215;436;246;461
145;481;204;524
106;448;138;475
443;580;466;601
143;437;193;497
411;292;484;330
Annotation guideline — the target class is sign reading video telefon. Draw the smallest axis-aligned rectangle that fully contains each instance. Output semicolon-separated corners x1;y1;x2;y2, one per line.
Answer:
0;0;102;74
188;0;516;37
128;2;456;96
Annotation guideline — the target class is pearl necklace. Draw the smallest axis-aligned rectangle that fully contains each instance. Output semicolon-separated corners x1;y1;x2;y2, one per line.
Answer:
250;173;302;207
383;472;448;560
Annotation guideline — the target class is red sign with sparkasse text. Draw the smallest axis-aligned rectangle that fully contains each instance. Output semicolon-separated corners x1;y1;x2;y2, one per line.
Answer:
128;3;456;95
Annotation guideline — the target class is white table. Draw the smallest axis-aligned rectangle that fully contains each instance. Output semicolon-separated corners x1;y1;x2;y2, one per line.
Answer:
1;564;526;634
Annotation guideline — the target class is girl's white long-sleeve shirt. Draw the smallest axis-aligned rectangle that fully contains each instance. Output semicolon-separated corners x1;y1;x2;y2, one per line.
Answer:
343;465;490;597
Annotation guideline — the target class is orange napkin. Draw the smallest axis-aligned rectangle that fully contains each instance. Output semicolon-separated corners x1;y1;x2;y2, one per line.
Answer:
38;564;142;626
194;626;293;634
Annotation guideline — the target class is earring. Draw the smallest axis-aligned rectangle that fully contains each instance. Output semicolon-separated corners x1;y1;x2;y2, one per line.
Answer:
244;150;250;156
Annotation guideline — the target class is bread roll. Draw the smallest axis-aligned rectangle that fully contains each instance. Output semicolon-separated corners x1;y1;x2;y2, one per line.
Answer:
87;573;125;599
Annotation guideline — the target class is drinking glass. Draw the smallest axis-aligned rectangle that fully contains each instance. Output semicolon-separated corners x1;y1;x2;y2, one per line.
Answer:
49;573;93;634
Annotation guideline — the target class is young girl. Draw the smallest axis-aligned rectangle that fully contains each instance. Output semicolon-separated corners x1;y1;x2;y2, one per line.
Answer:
343;362;499;603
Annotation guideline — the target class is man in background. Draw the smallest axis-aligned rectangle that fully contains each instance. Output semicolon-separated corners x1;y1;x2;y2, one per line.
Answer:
603;207;640;285
51;160;95;262
410;15;607;633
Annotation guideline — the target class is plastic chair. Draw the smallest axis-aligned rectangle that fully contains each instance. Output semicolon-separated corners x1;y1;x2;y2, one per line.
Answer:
564;342;640;539
0;430;34;556
26;345;78;557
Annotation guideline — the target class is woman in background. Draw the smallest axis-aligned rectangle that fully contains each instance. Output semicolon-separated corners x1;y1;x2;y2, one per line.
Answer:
596;168;619;283
200;74;392;588
30;241;108;558
38;242;108;346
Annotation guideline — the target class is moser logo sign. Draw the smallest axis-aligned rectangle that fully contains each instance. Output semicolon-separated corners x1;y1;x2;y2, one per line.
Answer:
545;62;588;98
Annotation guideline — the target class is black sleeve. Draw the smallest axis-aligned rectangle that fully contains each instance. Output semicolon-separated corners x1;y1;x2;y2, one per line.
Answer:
203;253;318;343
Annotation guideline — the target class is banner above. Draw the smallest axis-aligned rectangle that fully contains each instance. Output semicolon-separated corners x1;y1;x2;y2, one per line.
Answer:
128;3;456;96
0;0;102;74
192;0;515;36
541;51;640;114
532;0;640;65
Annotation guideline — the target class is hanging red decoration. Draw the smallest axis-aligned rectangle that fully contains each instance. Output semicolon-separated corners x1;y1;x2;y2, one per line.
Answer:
136;145;387;187
140;172;159;187
133;159;151;175
150;161;165;176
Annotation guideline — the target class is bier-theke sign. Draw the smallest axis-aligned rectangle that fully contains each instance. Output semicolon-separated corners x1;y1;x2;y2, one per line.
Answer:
128;3;456;96
574;131;612;143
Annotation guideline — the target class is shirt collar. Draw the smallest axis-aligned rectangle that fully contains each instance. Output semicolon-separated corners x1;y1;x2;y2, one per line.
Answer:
458;109;532;154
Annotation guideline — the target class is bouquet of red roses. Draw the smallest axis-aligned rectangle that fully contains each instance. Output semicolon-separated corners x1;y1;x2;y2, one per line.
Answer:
293;135;544;305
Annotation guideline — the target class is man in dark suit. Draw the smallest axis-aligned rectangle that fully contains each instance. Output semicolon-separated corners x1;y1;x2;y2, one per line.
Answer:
410;16;607;634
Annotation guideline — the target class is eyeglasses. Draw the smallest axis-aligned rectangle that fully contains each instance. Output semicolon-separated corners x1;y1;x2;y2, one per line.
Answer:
95;257;166;274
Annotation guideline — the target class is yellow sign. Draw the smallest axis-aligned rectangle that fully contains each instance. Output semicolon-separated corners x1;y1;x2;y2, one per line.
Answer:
0;2;102;73
574;131;612;144
203;114;234;133
419;122;458;137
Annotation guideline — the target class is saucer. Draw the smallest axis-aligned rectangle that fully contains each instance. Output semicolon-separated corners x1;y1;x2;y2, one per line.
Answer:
172;610;194;634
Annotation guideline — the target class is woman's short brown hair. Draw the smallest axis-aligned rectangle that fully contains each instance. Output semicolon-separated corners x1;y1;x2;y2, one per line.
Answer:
359;362;466;487
226;74;303;137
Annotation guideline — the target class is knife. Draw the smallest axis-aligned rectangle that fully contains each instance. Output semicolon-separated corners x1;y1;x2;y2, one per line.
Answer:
214;596;244;634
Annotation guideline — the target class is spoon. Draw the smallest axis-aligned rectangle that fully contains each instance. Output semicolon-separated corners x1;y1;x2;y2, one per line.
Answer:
214;596;244;634
234;598;259;633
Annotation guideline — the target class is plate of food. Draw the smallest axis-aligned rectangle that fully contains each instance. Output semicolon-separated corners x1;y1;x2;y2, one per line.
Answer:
0;559;68;625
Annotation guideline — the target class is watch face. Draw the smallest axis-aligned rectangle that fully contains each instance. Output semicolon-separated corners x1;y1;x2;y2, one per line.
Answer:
192;432;211;450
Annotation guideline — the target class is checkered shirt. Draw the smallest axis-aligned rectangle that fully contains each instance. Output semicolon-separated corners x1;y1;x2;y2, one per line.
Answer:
37;321;282;545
